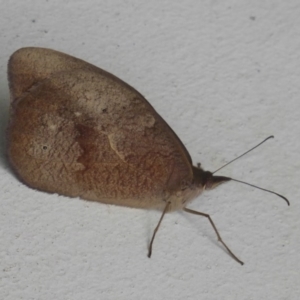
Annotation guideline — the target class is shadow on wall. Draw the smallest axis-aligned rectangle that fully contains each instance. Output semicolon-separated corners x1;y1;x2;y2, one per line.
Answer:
0;81;11;171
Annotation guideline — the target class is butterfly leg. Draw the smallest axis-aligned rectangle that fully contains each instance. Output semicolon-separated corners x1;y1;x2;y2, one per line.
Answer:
148;201;171;258
183;207;244;265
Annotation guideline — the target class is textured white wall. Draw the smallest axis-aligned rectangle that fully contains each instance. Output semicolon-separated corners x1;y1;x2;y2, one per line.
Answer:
0;1;299;299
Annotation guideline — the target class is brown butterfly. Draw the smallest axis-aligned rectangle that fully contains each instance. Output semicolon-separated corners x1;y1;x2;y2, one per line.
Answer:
7;48;289;265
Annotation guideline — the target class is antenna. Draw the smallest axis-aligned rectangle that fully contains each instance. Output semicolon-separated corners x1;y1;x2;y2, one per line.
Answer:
230;178;290;206
212;135;274;174
212;136;290;206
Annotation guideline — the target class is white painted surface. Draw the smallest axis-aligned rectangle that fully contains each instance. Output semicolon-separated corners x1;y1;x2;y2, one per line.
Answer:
0;1;299;299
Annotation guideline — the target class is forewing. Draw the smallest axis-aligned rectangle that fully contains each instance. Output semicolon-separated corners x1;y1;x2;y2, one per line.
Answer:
8;48;193;207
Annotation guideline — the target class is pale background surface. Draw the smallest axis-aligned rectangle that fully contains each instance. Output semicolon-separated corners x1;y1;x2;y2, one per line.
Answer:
0;1;299;299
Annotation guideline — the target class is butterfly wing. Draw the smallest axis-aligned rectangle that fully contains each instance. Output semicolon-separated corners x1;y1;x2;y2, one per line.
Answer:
8;47;193;209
